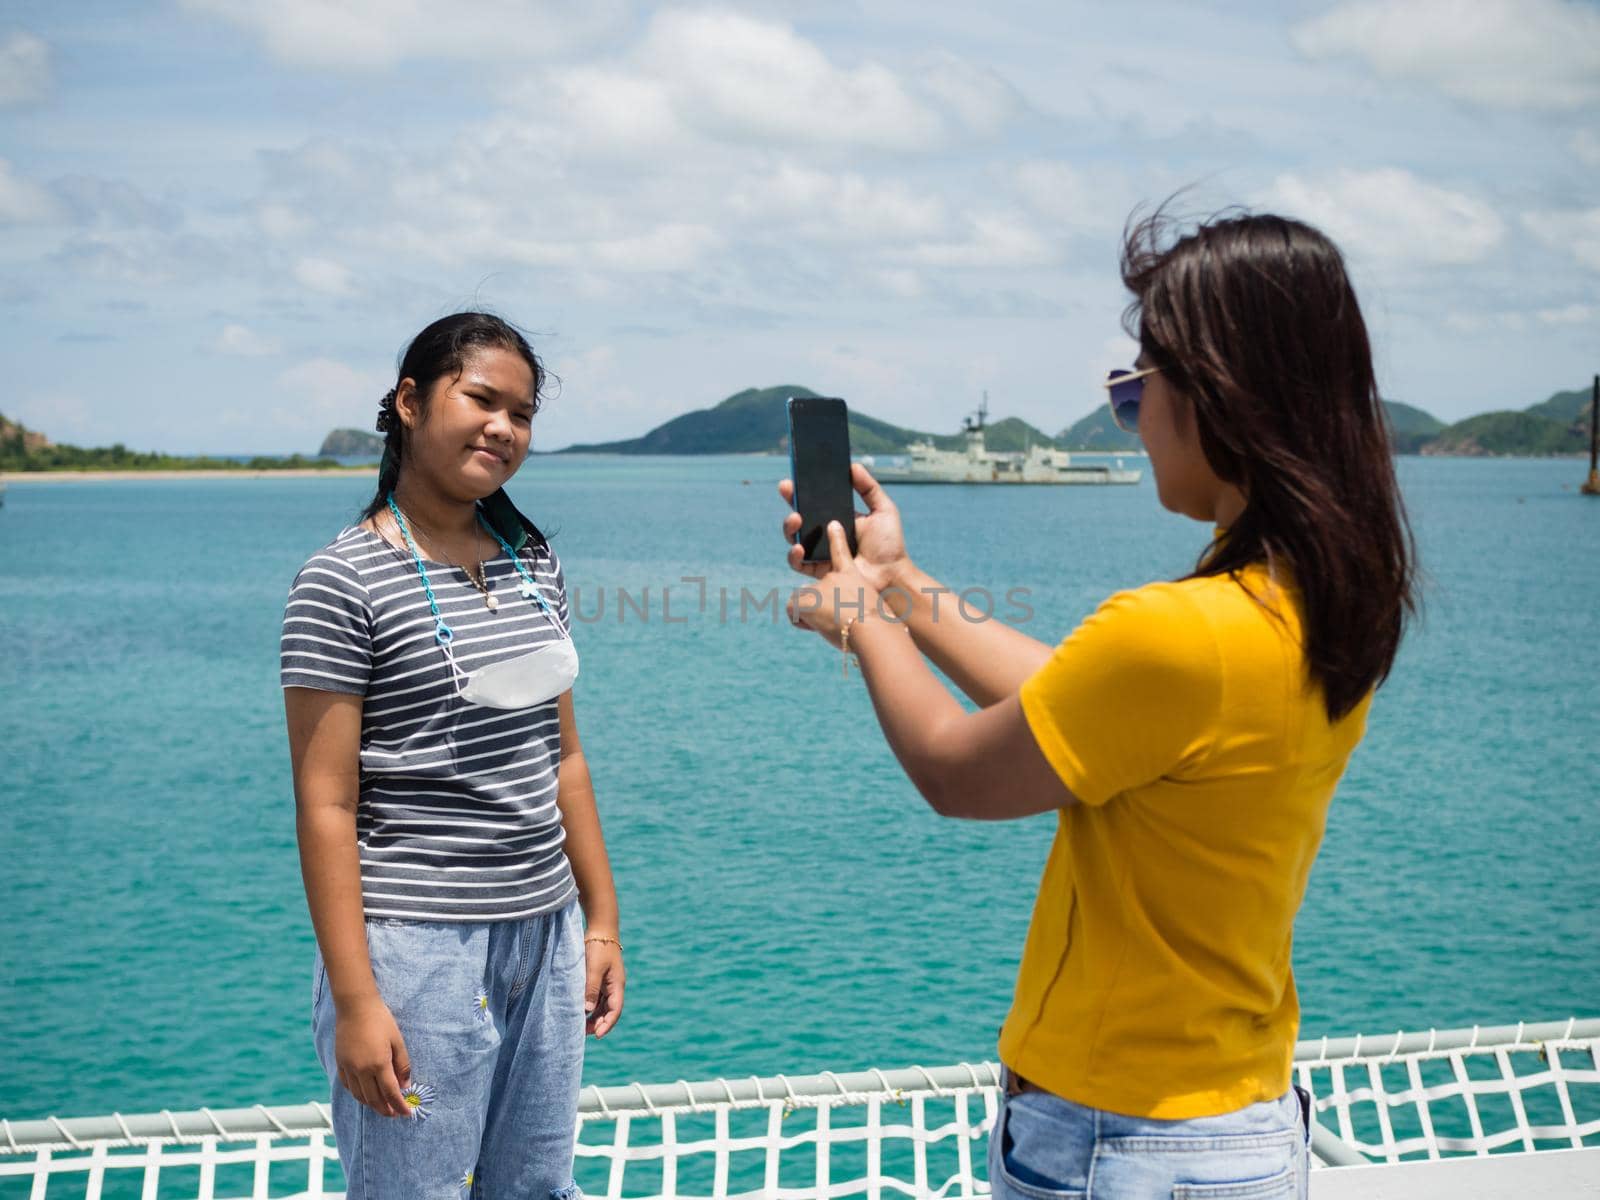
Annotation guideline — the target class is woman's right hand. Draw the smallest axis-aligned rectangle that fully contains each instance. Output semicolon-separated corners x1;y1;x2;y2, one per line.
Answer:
780;462;912;593
334;995;414;1118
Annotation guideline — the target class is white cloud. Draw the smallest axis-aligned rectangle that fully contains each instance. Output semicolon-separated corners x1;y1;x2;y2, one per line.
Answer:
180;0;626;70
0;158;59;224
1574;130;1600;169
1293;0;1600;112
256;202;311;240
902;213;1058;269
292;256;355;295
640;9;944;151
870;268;924;299
913;52;1024;137
539;9;1008;157
272;357;389;436
0;32;50;107
1444;302;1597;332
1262;168;1504;266
1444;310;1527;334
51;175;181;230
1522;207;1600;271
1013;161;1111;229
1536;303;1595;326
728;164;948;243
216;323;280;357
52;231;228;285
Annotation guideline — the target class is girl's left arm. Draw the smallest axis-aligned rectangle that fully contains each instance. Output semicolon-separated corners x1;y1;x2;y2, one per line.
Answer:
556;690;625;1038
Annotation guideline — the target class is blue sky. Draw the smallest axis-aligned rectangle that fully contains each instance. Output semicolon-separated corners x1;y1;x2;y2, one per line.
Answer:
1;0;1596;453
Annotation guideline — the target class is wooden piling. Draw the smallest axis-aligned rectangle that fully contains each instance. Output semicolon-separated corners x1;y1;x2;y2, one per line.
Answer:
1582;374;1600;495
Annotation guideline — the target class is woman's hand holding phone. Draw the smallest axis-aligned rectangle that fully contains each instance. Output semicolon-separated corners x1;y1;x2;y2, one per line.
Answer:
780;462;911;594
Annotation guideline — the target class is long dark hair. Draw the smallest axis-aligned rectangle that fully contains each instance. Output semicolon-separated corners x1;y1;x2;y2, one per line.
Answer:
1121;208;1418;720
361;312;549;523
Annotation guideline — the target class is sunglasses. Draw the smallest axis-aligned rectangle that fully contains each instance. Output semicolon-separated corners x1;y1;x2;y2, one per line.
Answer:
1103;366;1158;433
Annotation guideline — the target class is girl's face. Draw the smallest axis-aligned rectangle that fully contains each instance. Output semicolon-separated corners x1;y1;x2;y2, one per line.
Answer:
1137;359;1240;524
398;347;536;501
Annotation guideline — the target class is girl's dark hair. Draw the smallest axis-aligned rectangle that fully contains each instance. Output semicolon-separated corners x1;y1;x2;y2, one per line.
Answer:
1121;207;1418;721
361;312;548;522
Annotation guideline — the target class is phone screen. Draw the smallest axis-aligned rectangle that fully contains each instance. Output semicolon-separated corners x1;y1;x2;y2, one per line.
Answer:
787;397;858;564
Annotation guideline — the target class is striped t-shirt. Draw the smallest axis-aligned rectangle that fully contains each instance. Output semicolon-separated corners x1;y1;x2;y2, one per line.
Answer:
280;524;578;922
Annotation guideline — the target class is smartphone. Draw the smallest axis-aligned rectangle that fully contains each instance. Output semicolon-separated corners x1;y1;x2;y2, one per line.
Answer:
786;396;858;564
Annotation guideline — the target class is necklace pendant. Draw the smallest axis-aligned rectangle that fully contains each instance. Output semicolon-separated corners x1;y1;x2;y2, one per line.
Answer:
518;578;538;599
485;593;499;612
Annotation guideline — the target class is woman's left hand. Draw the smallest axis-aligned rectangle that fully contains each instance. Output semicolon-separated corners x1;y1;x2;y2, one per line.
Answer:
584;939;625;1038
787;520;882;648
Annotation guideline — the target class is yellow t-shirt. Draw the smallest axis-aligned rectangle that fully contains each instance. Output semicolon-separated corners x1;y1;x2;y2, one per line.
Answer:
1003;564;1370;1119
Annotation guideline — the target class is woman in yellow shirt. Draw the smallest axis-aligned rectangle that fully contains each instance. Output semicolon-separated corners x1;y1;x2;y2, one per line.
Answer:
780;210;1416;1199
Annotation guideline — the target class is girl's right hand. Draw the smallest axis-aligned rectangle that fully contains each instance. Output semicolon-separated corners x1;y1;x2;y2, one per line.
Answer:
334;996;413;1118
780;462;912;593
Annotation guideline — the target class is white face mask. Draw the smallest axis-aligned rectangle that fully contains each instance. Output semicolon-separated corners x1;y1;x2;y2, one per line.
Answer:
387;496;580;712
453;636;578;711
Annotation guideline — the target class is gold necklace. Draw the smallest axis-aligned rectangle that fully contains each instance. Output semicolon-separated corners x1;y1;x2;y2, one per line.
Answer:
464;525;498;612
392;505;498;612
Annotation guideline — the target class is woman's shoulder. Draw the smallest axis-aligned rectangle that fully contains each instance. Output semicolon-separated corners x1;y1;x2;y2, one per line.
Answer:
518;536;564;579
288;526;382;595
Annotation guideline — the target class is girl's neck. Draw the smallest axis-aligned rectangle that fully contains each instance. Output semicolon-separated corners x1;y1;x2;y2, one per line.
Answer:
391;476;478;540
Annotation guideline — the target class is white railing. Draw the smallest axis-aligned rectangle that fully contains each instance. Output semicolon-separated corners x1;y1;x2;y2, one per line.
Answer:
3;1019;1596;1199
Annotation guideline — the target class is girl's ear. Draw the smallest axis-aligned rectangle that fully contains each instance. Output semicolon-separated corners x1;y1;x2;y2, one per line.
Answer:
395;378;423;431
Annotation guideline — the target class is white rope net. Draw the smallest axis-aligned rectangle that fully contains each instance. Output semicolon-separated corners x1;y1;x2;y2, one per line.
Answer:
1294;1018;1600;1164
3;1020;1596;1199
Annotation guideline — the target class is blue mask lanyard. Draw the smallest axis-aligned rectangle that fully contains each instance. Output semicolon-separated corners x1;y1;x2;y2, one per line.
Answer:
385;494;564;648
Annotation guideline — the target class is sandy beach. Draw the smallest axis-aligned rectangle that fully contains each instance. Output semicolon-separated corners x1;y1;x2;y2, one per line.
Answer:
0;468;378;483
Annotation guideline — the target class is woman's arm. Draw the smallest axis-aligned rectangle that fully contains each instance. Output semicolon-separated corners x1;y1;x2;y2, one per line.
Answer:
555;690;625;1038
285;687;411;1117
781;464;1054;708
788;522;1077;820
883;560;1054;708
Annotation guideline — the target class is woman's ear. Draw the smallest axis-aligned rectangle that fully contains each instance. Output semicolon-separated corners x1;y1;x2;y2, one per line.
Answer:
394;378;423;431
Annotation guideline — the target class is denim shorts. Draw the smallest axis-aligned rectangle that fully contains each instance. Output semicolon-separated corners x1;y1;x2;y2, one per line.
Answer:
987;1071;1311;1199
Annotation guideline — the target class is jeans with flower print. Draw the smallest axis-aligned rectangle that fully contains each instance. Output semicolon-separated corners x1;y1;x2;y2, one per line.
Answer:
312;901;586;1200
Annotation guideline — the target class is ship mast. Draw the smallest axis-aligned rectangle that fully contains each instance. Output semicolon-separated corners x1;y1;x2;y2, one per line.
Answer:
963;391;989;433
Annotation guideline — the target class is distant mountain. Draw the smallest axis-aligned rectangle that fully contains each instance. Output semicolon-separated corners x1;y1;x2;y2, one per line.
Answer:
1057;406;1142;451
1423;410;1588;457
1059;398;1447;453
1422;386;1592;457
1054;392;1593;458
1;412;52;457
557;386;1057;456
1524;387;1591;423
1383;401;1447;454
319;428;384;457
562;386;823;455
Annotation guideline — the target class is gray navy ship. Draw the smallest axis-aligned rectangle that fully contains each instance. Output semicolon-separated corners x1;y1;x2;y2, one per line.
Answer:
867;394;1141;485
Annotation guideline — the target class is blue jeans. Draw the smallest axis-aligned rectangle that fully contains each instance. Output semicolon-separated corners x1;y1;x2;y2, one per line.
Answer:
987;1072;1310;1199
312;902;586;1200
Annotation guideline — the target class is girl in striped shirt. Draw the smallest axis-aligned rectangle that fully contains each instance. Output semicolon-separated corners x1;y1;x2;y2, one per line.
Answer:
282;313;622;1200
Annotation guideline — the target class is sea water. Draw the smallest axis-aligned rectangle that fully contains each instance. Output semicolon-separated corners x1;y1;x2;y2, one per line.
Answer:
1;456;1596;1124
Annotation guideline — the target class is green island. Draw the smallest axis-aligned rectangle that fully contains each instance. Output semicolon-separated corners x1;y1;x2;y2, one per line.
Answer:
3;382;1592;473
0;413;348;473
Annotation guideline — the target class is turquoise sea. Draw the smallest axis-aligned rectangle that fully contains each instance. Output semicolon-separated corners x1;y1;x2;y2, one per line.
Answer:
2;456;1597;1126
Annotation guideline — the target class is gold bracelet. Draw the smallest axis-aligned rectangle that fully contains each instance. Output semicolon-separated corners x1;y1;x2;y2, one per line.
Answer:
840;613;908;677
585;935;624;951
840;615;861;677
